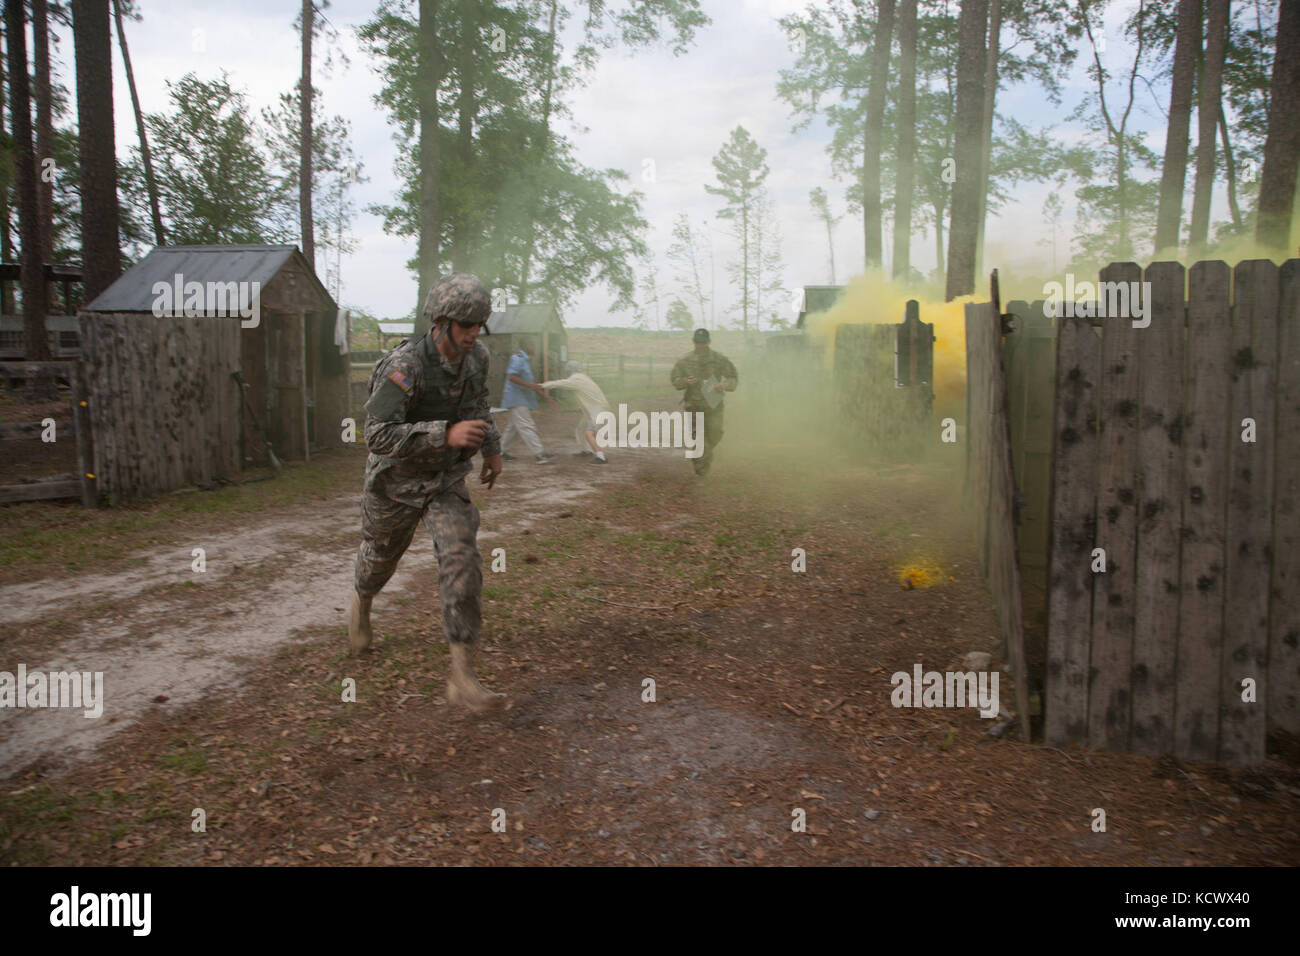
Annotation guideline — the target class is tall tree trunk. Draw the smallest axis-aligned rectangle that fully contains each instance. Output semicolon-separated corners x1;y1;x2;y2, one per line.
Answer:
7;0;50;367
112;0;163;246
1258;0;1300;250
33;0;53;277
753;204;762;329
934;56;956;292
934;206;944;289
1081;0;1146;260
300;0;314;268
416;0;441;331
944;0;987;301
861;0;895;271
73;0;122;303
689;219;709;324
1154;0;1200;254
1218;99;1242;230
741;201;749;331
825;213;837;284
1189;0;1230;253
518;0;557;303
893;0;917;282
452;0;475;273
973;0;1000;278
1;17;13;315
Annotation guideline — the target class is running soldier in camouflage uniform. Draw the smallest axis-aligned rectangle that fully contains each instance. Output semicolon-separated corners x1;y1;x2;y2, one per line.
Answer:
670;328;738;476
348;273;506;712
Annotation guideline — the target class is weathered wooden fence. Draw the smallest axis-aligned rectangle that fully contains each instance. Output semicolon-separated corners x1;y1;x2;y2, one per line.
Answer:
0;360;94;505
964;300;1033;739
968;260;1299;764
1001;301;1057;592
0;315;83;360
0;262;84;323
576;354;661;394
79;314;242;503
1045;260;1299;765
835;302;936;460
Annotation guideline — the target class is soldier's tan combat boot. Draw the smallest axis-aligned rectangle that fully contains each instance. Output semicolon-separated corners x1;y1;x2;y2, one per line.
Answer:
348;592;373;656
447;641;505;712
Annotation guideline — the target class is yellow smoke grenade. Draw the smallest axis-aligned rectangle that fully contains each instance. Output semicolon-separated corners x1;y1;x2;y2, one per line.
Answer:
895;558;946;590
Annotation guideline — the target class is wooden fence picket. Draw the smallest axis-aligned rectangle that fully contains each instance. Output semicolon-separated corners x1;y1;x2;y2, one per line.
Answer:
1130;261;1185;756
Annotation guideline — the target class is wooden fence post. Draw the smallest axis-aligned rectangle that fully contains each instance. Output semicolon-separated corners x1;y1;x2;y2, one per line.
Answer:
1271;261;1300;739
71;357;96;507
1130;261;1186;756
1088;263;1143;752
1002;300;1056;590
1220;259;1279;765
965;299;1031;739
1045;312;1102;747
1176;260;1233;762
965;304;990;578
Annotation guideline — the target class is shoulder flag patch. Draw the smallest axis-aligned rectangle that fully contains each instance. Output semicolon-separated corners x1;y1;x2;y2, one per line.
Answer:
388;369;413;392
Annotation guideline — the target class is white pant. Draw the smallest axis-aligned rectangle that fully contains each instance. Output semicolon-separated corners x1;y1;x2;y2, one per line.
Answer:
575;413;597;452
502;406;544;456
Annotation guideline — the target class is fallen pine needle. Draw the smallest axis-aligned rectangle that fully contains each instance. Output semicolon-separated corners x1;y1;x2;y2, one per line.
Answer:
566;587;673;610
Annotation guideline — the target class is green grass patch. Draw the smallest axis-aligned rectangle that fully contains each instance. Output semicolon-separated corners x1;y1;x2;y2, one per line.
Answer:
159;737;209;775
0;448;365;575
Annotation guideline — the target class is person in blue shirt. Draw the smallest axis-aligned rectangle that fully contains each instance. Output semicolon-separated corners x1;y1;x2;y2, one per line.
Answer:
500;340;555;462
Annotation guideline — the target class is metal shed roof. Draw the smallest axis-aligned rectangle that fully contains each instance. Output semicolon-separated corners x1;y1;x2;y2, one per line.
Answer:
487;304;562;335
84;244;336;313
378;322;414;335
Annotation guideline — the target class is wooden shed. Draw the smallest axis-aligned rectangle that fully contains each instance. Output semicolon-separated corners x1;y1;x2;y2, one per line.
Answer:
378;321;415;351
80;244;349;503
483;303;566;404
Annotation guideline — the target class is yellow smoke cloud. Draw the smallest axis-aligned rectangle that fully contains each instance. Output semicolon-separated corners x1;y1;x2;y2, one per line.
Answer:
793;242;1291;423
1149;234;1293;271
802;270;975;414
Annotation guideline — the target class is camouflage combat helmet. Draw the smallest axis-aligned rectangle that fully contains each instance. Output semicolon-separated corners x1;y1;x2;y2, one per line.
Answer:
422;273;493;330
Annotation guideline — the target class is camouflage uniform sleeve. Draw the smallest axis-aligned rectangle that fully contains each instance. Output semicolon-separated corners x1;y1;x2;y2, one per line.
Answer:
670;356;690;390
720;354;739;391
363;351;448;459
469;346;502;458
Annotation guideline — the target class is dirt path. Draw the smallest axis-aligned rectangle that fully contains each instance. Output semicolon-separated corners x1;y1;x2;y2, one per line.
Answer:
1;414;1297;866
0;434;654;775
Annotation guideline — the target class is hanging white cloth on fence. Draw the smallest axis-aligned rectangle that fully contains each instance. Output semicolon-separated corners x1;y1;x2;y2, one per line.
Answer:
334;309;349;355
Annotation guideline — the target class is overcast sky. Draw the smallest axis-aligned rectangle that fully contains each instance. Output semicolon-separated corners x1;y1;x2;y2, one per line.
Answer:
44;0;1187;326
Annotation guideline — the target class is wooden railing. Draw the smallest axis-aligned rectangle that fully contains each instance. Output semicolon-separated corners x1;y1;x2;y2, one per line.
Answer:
0;359;94;505
0;262;84;316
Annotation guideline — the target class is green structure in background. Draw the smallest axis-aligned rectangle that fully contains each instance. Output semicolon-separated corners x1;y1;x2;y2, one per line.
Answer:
795;285;845;330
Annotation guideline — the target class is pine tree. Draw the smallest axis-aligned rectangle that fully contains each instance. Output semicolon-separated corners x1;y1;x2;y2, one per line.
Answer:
705;126;769;331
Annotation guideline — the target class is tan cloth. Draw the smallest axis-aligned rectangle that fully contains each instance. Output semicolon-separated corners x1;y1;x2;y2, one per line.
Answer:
538;372;611;424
